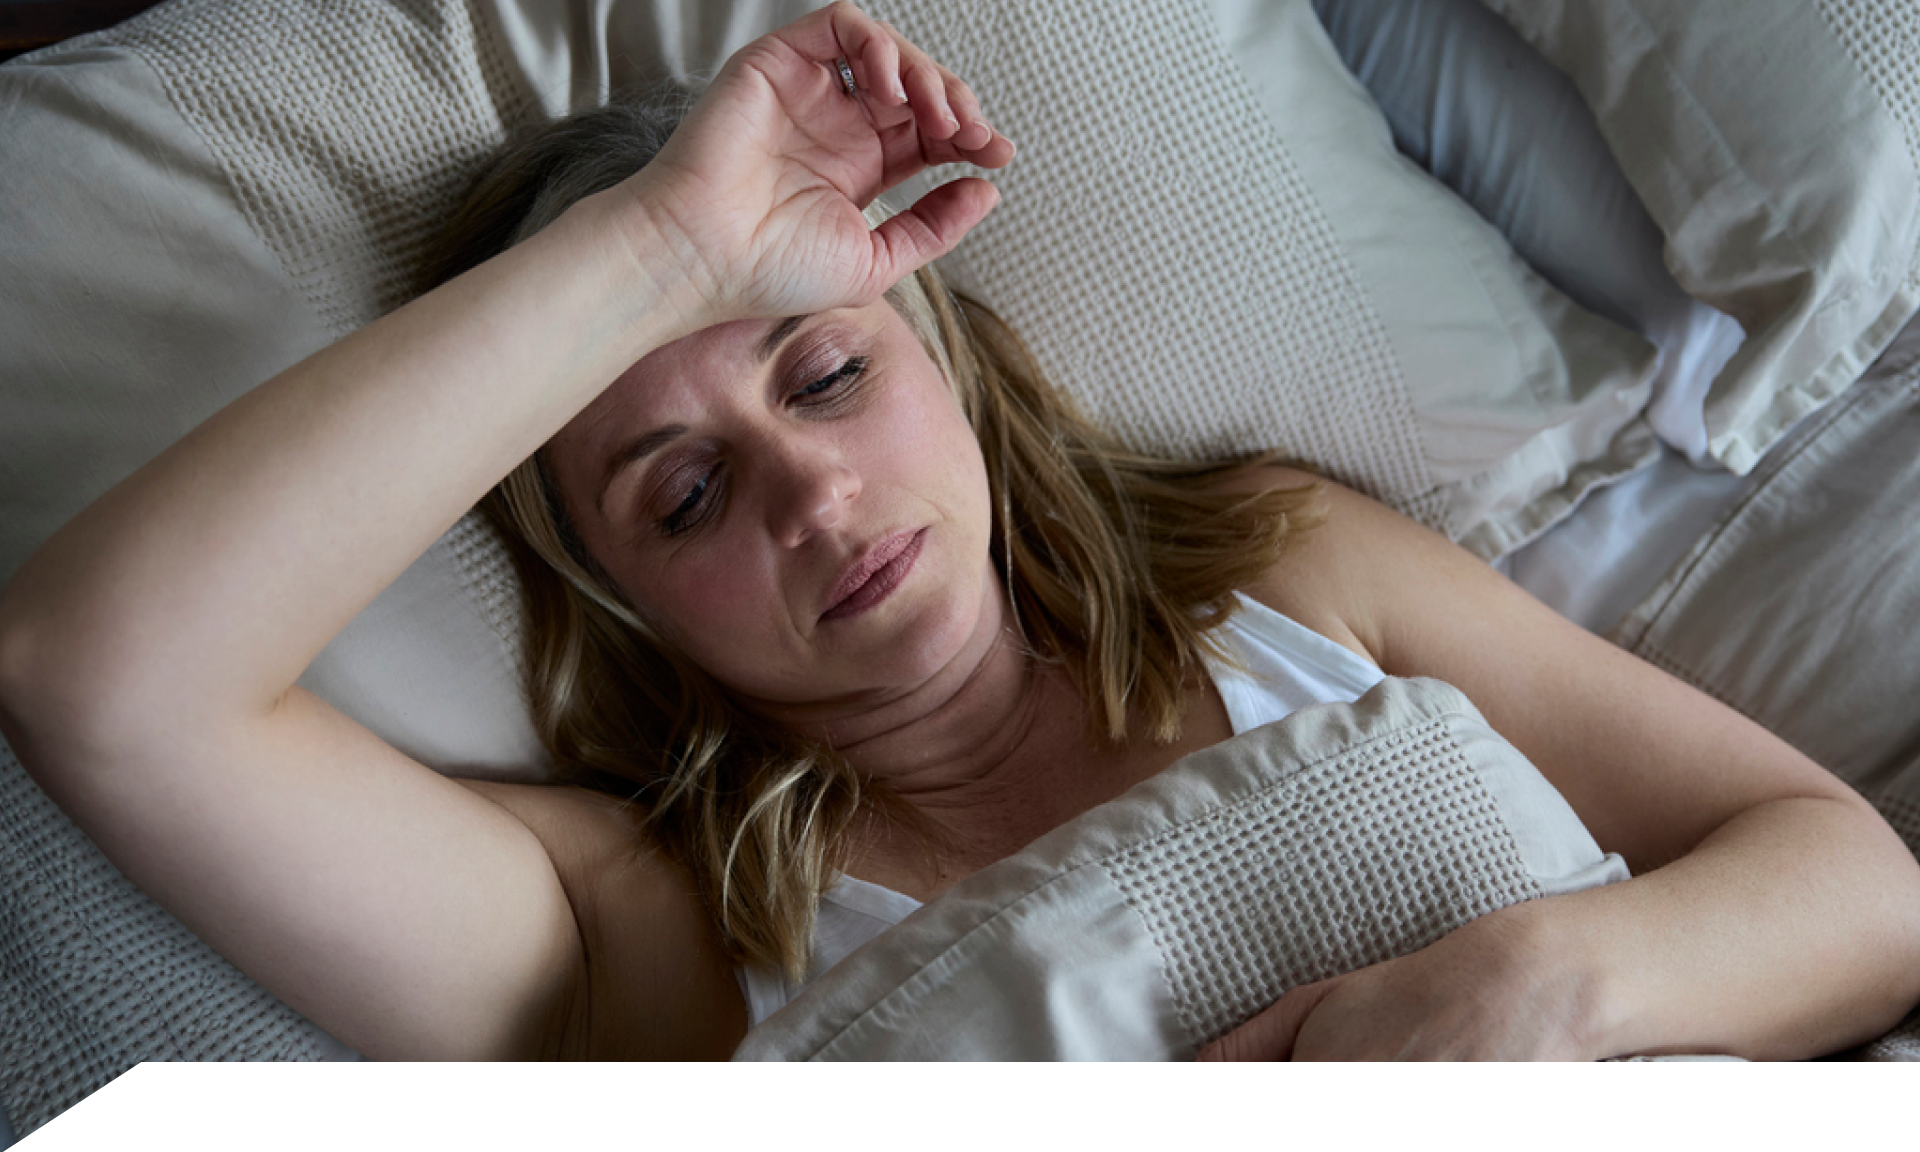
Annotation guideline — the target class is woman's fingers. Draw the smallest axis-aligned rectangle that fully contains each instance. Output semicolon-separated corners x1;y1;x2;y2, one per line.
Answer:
901;57;960;140
849;15;908;105
937;65;993;151
663;0;1012;316
824;3;1005;154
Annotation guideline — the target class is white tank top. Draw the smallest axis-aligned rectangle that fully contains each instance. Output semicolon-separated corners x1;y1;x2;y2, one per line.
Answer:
738;592;1385;1027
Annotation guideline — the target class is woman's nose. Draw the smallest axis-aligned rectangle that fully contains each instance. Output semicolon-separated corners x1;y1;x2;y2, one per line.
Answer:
765;440;861;547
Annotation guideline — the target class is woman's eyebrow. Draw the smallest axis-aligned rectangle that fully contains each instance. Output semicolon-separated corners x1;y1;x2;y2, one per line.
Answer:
757;314;811;362
596;316;811;517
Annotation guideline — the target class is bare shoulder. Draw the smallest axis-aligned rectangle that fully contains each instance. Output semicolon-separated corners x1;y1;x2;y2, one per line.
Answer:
456;778;748;1059
1208;465;1859;874
1210;463;1431;668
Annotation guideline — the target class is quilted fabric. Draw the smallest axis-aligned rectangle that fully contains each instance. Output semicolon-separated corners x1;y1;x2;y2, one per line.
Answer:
109;0;526;334
1106;713;1541;1046
876;0;1425;497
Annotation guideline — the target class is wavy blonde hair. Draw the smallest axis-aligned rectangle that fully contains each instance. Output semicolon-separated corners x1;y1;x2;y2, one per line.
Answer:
435;92;1322;978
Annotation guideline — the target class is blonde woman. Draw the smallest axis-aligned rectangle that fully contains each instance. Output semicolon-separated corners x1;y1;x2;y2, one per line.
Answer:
1;2;1916;1061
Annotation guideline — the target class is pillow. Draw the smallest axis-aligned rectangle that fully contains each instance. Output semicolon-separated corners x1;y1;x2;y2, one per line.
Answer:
1303;0;1747;464
1475;0;1920;475
735;678;1628;1060
869;0;1659;560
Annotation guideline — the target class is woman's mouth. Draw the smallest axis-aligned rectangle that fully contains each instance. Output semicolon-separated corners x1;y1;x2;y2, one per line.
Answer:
821;528;926;622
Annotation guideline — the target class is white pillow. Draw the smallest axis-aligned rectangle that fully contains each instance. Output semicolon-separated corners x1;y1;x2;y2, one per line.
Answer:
1477;0;1920;474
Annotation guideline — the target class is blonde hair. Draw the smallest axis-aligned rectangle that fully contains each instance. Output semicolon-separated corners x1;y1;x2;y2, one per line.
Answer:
436;92;1322;978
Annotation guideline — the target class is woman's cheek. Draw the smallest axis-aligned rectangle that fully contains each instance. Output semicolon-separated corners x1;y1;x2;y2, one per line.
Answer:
658;550;791;664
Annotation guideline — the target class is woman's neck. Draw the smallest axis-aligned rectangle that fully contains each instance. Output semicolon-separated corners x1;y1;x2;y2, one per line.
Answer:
754;575;1100;864
826;588;1081;802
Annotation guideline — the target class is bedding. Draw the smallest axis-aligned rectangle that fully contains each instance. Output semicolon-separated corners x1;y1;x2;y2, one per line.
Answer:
869;0;1659;560
0;0;1915;1130
1304;0;1747;465
736;677;1628;1060
1610;314;1920;826
1477;0;1920;476
1302;0;1755;630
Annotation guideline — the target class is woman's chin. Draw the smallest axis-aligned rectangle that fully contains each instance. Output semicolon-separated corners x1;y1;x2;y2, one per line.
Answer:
818;566;999;695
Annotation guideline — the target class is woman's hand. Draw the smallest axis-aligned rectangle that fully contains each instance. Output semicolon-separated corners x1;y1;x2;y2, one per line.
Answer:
626;1;1015;324
1197;904;1603;1061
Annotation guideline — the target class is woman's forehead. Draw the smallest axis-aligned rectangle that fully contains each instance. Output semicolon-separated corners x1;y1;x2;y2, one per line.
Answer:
556;301;914;463
575;317;773;433
631;316;771;386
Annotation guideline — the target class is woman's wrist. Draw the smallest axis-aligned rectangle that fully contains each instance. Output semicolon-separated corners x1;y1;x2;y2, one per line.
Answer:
552;185;727;362
560;177;733;351
1506;795;1920;1061
1493;896;1635;1059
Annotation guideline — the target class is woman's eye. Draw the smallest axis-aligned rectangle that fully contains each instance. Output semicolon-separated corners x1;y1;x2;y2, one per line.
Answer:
659;466;721;537
795;356;869;401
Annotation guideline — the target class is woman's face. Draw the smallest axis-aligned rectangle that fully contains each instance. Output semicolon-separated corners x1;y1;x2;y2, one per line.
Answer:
544;299;999;715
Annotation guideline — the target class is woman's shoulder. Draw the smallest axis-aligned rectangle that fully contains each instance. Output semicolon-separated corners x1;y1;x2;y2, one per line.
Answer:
455;778;748;1058
1212;463;1390;669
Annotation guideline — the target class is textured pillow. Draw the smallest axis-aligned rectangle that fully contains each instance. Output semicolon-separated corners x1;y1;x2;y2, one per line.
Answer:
734;678;1629;1060
1476;0;1920;475
868;0;1659;559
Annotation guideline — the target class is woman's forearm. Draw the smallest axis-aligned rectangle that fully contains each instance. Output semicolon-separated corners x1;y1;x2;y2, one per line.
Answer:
1544;793;1920;1060
0;194;703;745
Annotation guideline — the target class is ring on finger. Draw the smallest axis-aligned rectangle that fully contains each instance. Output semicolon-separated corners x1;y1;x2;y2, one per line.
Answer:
834;56;857;98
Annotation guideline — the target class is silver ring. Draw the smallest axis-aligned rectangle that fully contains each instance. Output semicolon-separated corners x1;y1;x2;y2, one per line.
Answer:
834;56;857;98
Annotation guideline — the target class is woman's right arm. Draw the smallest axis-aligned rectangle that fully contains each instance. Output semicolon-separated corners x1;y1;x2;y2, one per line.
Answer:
0;1;1008;1058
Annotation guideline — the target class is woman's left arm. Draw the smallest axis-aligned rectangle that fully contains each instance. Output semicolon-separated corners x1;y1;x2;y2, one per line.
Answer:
1206;471;1920;1060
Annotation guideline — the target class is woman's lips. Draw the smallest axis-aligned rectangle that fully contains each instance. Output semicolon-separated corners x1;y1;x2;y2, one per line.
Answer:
821;529;925;622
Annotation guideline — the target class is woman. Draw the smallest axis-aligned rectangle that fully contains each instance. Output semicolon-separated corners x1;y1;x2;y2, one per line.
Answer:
0;2;1915;1061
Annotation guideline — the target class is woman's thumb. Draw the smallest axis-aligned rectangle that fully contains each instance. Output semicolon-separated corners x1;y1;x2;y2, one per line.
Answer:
868;178;1000;288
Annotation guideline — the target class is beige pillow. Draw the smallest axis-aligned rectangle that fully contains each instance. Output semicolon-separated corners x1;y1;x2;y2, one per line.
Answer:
868;0;1659;558
1478;0;1920;474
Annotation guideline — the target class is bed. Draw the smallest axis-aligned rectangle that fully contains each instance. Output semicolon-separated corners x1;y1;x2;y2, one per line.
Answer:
2;0;1917;1131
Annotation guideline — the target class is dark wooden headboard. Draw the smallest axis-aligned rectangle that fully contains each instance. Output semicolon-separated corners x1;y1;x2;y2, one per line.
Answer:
0;0;167;63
